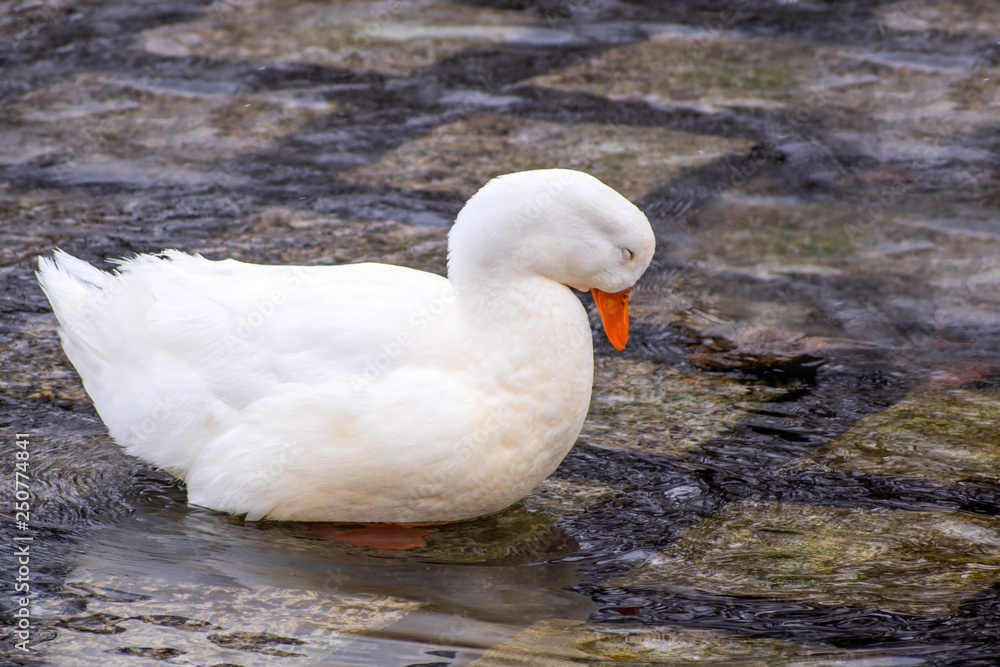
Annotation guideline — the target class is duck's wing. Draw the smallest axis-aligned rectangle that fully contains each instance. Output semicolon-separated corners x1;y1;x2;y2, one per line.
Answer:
139;252;456;401
38;250;459;473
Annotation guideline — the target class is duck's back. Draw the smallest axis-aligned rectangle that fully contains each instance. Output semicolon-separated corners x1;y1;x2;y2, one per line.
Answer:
37;251;462;478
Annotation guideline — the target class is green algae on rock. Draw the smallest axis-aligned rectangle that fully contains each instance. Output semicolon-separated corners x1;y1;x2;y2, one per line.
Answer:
3;72;338;184
671;190;1000;348
680;194;861;272
581;356;786;455
40;575;419;666
469;617;909;666
876;0;1000;36
520;476;617;518
622;501;1000;615
530;32;825;111
138;0;542;76
342;113;754;200
802;387;1000;484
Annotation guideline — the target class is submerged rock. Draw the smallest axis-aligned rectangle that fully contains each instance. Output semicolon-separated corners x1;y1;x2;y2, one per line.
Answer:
622;501;1000;615
804;386;1000;484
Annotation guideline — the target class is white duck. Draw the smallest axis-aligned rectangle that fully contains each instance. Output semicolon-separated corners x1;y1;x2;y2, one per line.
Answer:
37;169;655;523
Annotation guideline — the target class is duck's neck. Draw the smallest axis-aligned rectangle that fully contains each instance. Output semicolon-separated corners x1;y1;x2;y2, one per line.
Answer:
450;272;594;361
447;271;595;488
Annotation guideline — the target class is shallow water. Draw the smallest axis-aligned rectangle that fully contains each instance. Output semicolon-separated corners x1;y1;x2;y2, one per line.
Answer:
2;0;1000;665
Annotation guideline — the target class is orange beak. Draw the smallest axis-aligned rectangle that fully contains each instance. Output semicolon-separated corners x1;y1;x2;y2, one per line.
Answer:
591;287;631;350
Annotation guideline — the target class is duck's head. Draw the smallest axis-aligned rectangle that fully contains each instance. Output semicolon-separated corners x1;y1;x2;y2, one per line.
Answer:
447;168;656;350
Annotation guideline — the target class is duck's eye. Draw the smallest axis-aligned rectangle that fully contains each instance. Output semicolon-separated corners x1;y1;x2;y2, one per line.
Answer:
622;248;634;262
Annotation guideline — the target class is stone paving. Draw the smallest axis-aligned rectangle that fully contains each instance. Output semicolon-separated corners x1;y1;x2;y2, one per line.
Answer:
1;0;999;664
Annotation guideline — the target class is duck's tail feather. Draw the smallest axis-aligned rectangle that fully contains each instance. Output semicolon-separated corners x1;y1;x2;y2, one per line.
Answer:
36;250;118;364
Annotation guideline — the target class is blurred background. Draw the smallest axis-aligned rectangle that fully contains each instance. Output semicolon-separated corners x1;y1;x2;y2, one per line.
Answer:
2;1;999;665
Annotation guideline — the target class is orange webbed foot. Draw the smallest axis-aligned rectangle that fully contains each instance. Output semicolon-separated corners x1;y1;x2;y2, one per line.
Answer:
307;521;449;550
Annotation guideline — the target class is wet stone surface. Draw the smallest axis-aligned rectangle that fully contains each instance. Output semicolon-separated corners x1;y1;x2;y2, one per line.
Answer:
343;113;755;199
802;386;1000;484
1;0;1000;665
623;501;1000;615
